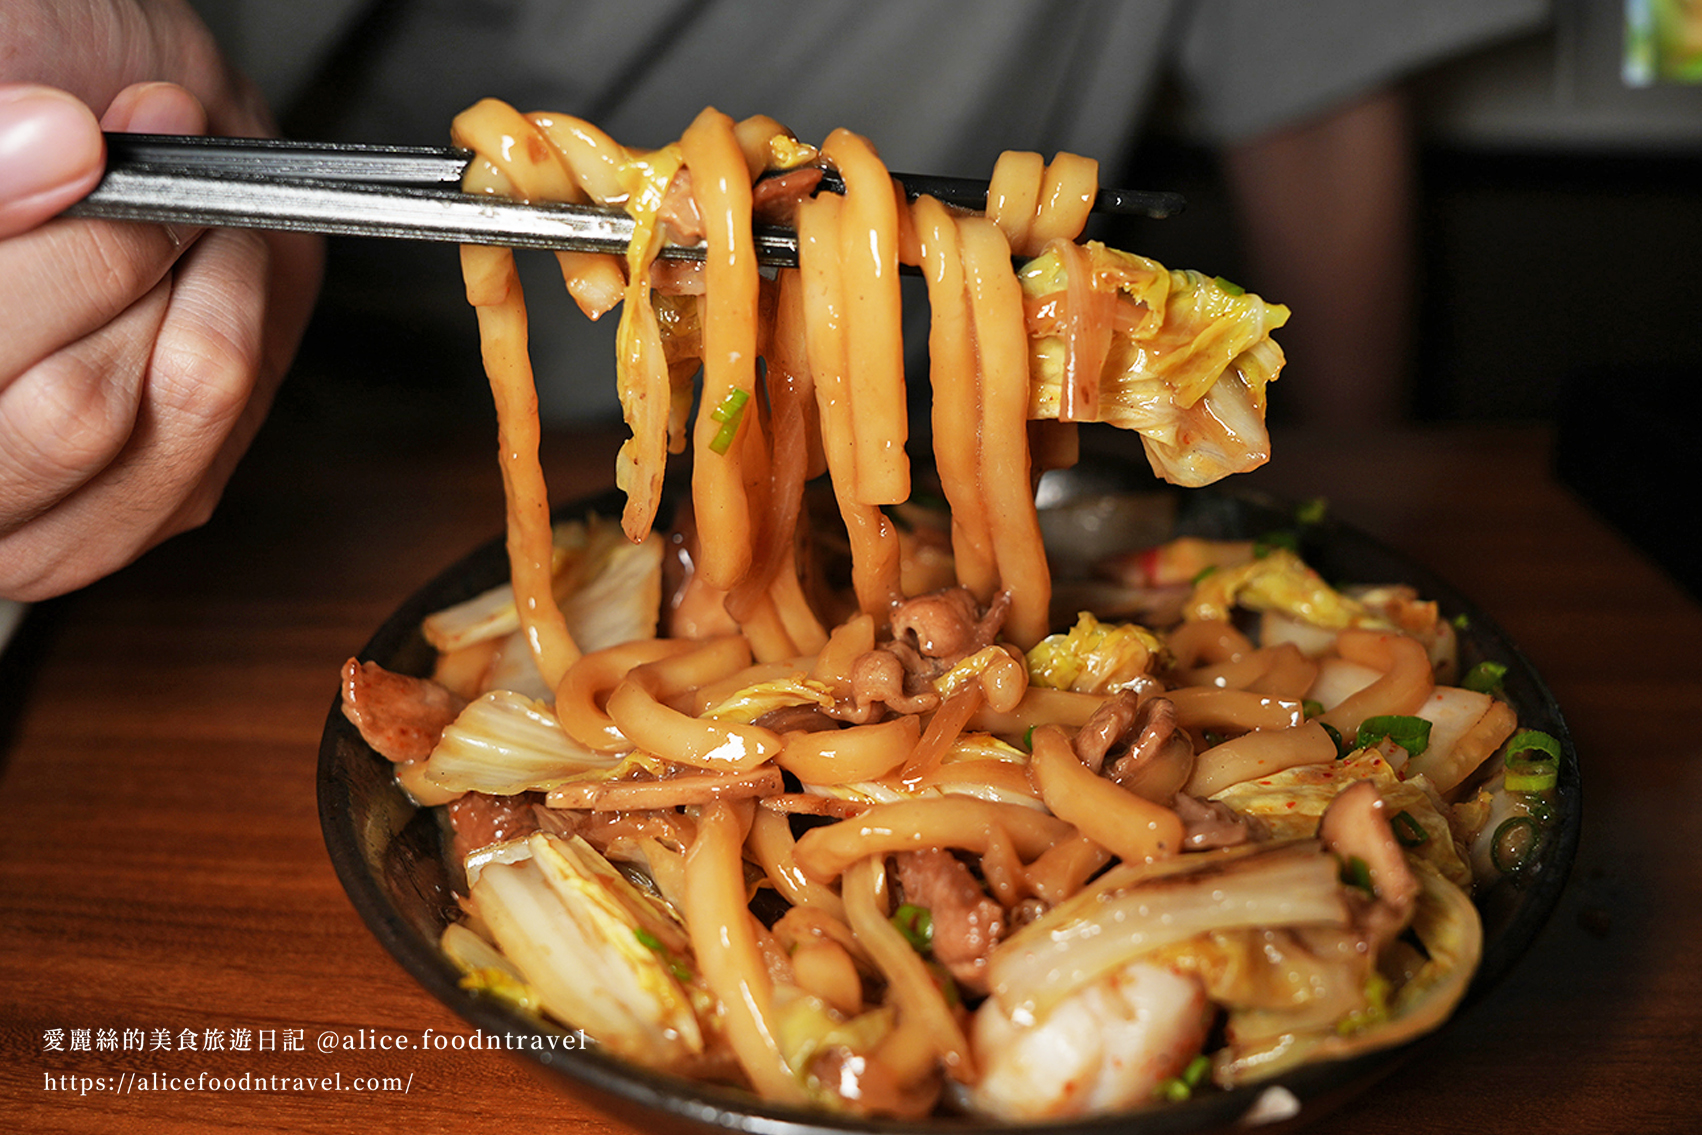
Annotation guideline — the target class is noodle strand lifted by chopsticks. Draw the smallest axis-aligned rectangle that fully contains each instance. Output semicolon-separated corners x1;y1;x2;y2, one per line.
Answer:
1027;151;1098;254
451;100;1295;662
820;128;909;508
797;190;903;620
986;150;1044;256
451;102;1116;652
961;216;1051;648
457;242;580;688
913;196;998;603
678;107;760;592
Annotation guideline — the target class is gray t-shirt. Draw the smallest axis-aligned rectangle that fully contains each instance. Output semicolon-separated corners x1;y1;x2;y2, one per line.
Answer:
197;0;1548;421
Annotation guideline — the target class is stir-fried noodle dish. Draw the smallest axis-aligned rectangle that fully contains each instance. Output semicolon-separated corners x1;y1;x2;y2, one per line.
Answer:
338;103;1564;1120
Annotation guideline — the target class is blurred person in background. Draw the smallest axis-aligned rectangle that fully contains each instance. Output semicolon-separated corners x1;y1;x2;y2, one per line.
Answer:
0;0;1548;601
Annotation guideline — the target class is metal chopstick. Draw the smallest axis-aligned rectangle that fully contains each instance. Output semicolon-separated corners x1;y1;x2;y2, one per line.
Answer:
90;134;1188;217
66;164;782;262
92;133;472;186
60;134;1184;265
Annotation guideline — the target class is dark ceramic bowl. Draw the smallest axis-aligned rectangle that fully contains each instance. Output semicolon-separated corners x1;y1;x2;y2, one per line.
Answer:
318;475;1579;1135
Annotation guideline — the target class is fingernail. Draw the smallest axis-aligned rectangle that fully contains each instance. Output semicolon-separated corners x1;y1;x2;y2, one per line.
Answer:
0;86;103;204
100;81;207;136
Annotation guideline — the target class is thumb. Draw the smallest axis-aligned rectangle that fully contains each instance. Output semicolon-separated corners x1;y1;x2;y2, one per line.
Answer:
0;84;104;239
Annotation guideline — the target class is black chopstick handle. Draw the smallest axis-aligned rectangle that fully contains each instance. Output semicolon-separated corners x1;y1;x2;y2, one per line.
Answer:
810;169;1185;220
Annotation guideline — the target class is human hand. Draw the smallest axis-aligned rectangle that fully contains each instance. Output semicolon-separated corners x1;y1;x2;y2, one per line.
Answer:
0;1;323;601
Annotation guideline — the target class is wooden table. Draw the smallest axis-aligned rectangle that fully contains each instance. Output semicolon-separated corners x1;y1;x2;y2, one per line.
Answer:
3;405;1698;1133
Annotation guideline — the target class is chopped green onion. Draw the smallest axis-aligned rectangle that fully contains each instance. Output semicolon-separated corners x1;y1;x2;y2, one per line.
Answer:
927;961;962;1008
1462;660;1508;694
1295;497;1329;526
1340;855;1374;895
1506;729;1562;763
1021;725;1037;752
1490;816;1542;875
1302;699;1324;720
1356;714;1431;757
1504;761;1558;793
1336;973;1391;1035
1390;810;1429;848
1452;612;1472;631
892;903;934;953
1253;530;1299;557
707;389;750;455
1156;1053;1214;1102
1503;729;1561;792
708;387;749;423
634;927;693;983
1190;564;1218;585
1321;721;1345;758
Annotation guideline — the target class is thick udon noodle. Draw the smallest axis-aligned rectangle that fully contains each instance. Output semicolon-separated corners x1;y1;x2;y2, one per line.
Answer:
350;100;1539;1120
452;101;1106;671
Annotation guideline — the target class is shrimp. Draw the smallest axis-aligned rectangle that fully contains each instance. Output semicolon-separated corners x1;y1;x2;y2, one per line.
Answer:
964;960;1211;1120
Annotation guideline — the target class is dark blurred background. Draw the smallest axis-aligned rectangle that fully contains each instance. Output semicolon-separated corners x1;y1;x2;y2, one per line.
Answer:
260;2;1702;425
1043;3;1702;598
1108;4;1702;427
